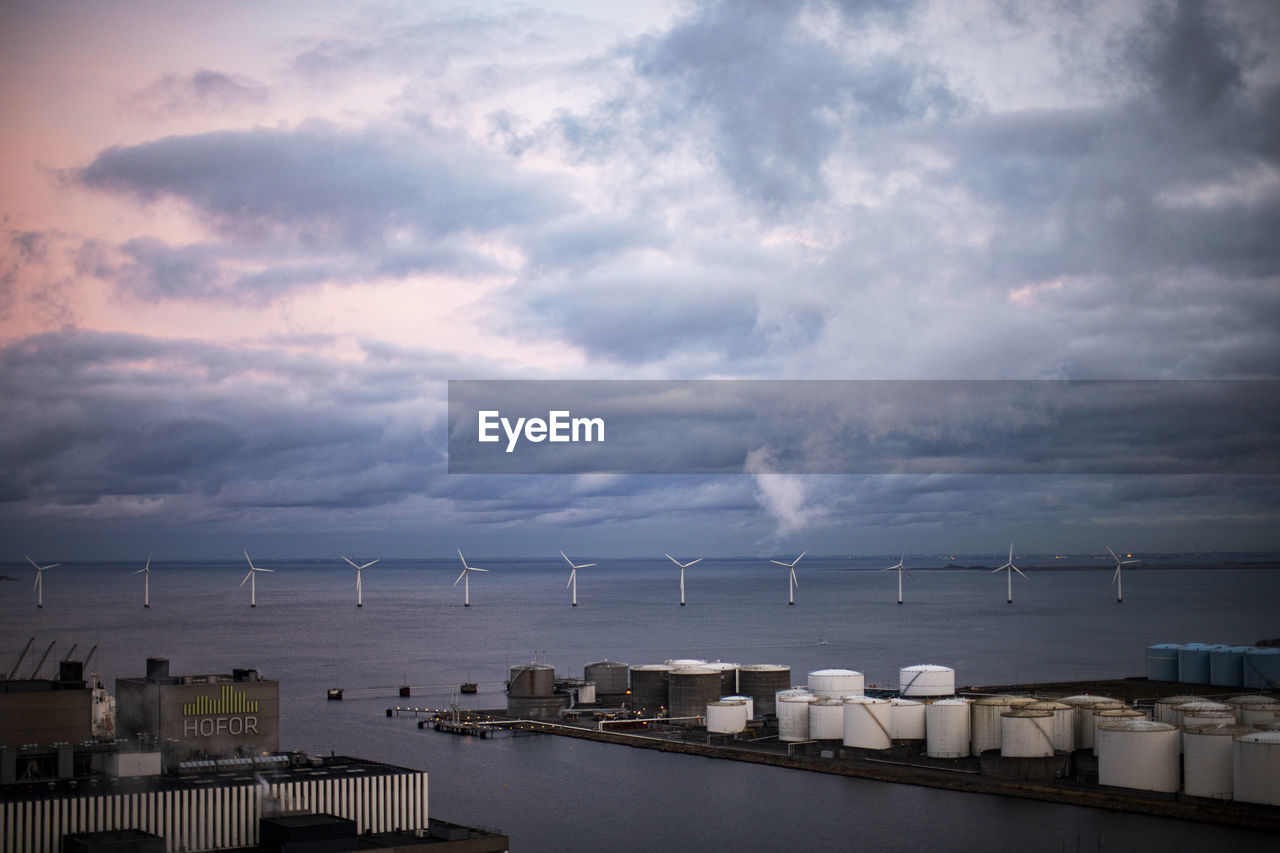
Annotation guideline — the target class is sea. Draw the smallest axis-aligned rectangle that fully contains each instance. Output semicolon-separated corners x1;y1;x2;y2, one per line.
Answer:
3;555;1279;852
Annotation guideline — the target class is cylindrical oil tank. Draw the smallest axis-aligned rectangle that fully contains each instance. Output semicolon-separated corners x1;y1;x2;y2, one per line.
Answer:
739;665;791;717
1233;731;1280;806
1183;723;1254;799
576;682;596;704
889;698;925;740
777;692;817;742
1153;694;1204;724
1096;720;1180;793
584;660;629;700
1000;710;1056;758
1056;697;1120;751
703;662;740;695
971;696;1036;756
925;698;971;758
668;666;721;723
508;664;556;697
1178;701;1235;730
629;664;672;716
1146;643;1182;681
706;700;749;734
808;668;864;699
1177;643;1216;684
1092;709;1147;755
809;697;845;740
721;695;754;719
665;658;707;668
1023;701;1075;752
1243;647;1280;689
507;694;570;718
1227;694;1280;725
842;696;892;750
899;664;955;697
1210;646;1250;687
1255;717;1280;732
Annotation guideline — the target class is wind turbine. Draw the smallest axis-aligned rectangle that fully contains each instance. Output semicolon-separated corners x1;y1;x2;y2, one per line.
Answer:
132;554;152;608
26;555;60;608
342;556;379;607
665;554;702;606
991;543;1026;604
1107;546;1139;603
240;549;274;607
770;552;805;605
881;552;916;604
561;551;595;607
454;548;487;607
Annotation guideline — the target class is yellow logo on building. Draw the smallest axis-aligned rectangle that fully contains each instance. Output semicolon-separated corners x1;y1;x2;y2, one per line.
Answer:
183;684;259;716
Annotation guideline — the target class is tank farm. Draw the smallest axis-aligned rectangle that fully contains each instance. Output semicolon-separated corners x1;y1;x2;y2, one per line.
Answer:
397;643;1280;831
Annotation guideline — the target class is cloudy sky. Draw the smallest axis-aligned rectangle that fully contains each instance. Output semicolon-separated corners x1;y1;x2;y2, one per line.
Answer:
2;0;1278;561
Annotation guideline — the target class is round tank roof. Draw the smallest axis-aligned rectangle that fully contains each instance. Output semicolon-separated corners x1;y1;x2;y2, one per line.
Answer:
842;695;888;704
931;698;971;706
901;664;953;672
670;666;716;676
511;663;554;671
703;662;740;671
1002;709;1053;718
1175;700;1233;712
631;664;673;672
809;668;862;677
973;695;1034;706
1096;720;1176;733
1023;701;1071;710
1227;695;1280;708
741;664;789;671
1058;695;1120;706
1235;731;1280;744
1183;723;1258;737
890;697;922;706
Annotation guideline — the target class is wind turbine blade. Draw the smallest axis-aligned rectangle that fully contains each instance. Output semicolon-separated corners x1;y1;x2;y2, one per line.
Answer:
360;559;379;570
686;558;702;567
243;549;255;570
905;569;918;583
560;551;574;567
33;574;40;591
26;554;39;569
991;565;1006;573
770;560;789;567
46;563;60;570
566;569;575;589
1008;544;1014;563
791;567;798;587
342;556;360;569
1112;566;1121;584
145;554;151;573
1106;546;1119;561
795;551;806;564
457;548;469;569
1012;566;1028;579
579;563;597;568
1123;559;1139;565
665;553;680;566
240;570;253;587
257;567;275;573
454;569;467;586
470;567;488;572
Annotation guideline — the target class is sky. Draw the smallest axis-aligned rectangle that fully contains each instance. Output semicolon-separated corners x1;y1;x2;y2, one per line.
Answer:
2;0;1278;561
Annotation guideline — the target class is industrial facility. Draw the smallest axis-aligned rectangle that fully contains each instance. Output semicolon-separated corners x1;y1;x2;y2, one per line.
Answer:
1;654;509;852
464;644;1280;828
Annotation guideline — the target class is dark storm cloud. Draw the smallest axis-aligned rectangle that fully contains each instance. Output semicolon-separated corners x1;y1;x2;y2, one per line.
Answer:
125;69;269;118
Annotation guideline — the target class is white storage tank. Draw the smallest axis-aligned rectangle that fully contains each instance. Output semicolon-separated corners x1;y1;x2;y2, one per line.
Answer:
1226;694;1280;726
1183;723;1254;800
889;698;925;741
809;697;845;740
925;698;971;758
842;696;892;750
665;658;708;668
1000;709;1056;758
1153;694;1204;724
721;694;754;719
1209;646;1251;688
1095;720;1180;793
808;668;864;699
706;700;749;734
971;695;1036;756
1092;709;1147;755
1023;701;1075;752
899;664;955;697
1242;647;1280;689
1177;701;1235;730
576;682;596;704
1058;695;1121;750
1233;731;1280;806
1145;643;1182;681
777;691;817;742
1253;717;1280;732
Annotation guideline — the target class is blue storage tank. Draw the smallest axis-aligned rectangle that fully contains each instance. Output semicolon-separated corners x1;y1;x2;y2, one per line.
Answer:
1146;644;1182;682
1243;647;1280;689
1209;645;1251;687
1177;643;1216;684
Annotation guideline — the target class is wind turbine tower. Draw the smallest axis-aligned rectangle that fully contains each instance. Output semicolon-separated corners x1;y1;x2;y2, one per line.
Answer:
26;555;60;609
1107;546;1139;603
770;552;805;605
881;552;915;604
665;554;702;606
991;543;1027;604
454;548;488;606
342;556;379;607
133;554;152;608
561;551;596;606
240;549;274;607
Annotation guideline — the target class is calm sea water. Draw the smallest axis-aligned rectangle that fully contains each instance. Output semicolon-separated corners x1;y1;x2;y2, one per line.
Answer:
3;557;1278;852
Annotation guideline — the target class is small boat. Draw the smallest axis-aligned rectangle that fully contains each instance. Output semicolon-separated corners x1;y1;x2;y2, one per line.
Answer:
327;688;344;701
460;682;478;694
